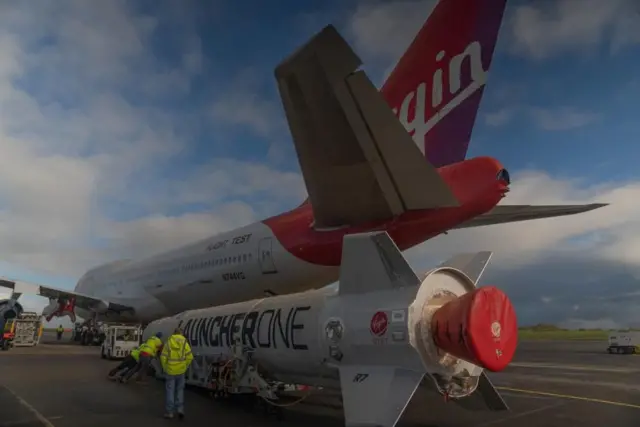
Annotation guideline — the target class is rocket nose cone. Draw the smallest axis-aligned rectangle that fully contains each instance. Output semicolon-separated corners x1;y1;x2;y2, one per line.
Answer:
430;286;518;372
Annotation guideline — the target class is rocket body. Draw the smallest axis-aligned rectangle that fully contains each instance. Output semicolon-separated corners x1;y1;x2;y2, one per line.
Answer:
144;285;425;389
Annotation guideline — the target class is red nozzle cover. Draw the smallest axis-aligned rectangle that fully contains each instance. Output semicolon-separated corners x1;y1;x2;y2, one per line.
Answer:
430;286;517;372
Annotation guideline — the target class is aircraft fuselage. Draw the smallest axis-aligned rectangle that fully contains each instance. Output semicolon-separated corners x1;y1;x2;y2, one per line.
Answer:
74;157;507;324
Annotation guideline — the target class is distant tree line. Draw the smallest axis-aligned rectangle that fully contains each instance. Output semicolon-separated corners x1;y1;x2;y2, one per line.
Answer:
518;323;640;332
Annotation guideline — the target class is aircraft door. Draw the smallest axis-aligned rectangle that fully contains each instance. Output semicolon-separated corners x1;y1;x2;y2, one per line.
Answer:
258;237;278;274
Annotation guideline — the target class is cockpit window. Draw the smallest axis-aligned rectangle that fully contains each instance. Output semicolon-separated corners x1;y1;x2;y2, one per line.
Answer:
496;169;510;184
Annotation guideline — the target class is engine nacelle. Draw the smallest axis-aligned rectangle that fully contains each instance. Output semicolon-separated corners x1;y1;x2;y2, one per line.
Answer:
0;299;24;320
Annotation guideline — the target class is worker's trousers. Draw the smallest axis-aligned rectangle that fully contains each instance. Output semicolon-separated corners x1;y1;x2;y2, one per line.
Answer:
123;353;152;381
109;355;136;377
165;373;186;415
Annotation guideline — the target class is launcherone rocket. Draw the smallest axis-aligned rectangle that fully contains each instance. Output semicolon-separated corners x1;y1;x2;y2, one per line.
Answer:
143;231;518;427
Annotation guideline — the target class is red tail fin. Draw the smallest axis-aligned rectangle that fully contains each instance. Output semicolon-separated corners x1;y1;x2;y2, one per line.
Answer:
381;0;507;167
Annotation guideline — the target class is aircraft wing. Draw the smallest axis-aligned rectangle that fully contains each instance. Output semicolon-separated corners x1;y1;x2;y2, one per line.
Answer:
452;203;607;229
0;277;133;320
275;25;459;228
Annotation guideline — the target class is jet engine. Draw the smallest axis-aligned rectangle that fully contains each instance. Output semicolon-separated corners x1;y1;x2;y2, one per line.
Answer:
0;299;23;320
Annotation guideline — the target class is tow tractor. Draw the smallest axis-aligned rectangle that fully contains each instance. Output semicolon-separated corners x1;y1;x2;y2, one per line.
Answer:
607;331;640;354
101;324;142;360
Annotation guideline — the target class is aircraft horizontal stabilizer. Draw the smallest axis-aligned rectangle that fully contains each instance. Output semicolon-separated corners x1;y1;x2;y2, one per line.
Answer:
454;203;607;229
0;277;134;320
339;365;424;427
339;231;421;296
275;25;458;228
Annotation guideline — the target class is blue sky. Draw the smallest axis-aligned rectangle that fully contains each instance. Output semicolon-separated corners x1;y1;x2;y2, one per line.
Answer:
0;0;639;328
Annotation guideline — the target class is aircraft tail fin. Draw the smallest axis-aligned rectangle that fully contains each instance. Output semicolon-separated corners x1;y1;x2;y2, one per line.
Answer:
381;0;508;167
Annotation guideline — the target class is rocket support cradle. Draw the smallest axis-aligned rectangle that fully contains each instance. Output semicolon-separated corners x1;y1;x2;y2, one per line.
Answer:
143;231;518;427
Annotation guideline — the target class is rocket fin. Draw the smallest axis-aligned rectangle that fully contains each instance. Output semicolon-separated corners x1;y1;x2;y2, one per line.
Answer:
474;372;509;411
437;251;493;286
339;365;424;427
338;231;420;296
412;372;509;412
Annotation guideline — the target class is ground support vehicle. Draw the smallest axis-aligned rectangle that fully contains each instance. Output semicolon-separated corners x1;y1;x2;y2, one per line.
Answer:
100;324;142;360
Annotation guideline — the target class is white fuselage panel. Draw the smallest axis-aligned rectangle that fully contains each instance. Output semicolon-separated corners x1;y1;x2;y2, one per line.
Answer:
74;222;337;323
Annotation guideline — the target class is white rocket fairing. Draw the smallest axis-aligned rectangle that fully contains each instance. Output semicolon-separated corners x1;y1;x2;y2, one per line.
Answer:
144;232;518;427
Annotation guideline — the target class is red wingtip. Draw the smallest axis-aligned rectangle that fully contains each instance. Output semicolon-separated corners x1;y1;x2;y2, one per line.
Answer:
381;0;508;167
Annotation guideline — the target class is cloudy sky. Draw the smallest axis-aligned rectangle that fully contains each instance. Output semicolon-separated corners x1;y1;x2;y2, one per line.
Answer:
0;0;639;329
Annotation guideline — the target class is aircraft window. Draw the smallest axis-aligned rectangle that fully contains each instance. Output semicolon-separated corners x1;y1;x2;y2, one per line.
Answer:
248;253;252;260
233;256;237;263
242;254;247;262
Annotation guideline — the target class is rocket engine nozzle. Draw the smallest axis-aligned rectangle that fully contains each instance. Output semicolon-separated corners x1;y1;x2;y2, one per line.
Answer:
430;286;517;372
410;268;518;377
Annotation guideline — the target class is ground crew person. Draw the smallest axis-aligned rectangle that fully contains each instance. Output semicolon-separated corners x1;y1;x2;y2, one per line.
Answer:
121;332;163;383
160;327;193;420
108;345;141;380
56;325;64;340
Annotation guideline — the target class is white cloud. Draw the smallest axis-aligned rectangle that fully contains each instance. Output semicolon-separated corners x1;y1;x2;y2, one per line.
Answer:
0;1;304;285
509;0;640;60
483;104;601;131
484;107;517;127
529;107;600;131
347;0;436;62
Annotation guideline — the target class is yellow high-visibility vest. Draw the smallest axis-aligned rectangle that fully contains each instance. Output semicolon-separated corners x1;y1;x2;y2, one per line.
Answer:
139;336;162;357
130;347;141;361
160;334;193;376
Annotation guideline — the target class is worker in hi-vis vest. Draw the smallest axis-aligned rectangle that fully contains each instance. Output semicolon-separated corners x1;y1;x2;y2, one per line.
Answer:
160;327;193;420
56;325;64;340
121;332;163;383
108;345;141;381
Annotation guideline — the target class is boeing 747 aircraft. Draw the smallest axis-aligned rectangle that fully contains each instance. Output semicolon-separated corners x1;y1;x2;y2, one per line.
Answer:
0;0;605;324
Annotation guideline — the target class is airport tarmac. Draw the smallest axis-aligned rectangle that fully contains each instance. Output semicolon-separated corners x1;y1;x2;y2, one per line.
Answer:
1;336;639;426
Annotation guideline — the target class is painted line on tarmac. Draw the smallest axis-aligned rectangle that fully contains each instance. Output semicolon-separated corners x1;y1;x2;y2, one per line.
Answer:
3;386;55;426
510;362;637;373
496;386;640;409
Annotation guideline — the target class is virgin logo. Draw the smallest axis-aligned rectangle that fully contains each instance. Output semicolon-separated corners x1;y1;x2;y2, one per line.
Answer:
370;311;388;337
391;41;488;152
